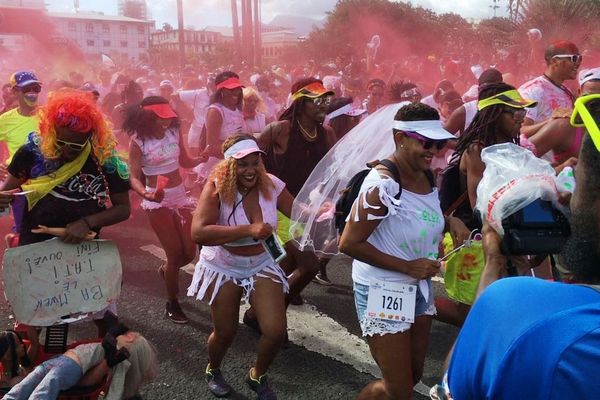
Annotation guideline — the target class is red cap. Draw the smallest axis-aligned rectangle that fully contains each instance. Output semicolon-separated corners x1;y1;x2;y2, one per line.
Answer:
216;77;245;91
143;103;177;119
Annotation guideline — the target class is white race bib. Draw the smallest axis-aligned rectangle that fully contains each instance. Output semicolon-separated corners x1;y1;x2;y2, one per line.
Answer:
366;280;417;323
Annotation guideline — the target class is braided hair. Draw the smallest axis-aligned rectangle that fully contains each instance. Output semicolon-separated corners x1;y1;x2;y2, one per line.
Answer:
451;82;518;163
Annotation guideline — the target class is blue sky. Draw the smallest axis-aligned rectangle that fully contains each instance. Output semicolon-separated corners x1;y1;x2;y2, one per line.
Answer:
46;0;506;28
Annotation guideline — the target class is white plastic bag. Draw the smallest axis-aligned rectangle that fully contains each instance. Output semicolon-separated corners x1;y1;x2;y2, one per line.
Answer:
475;143;572;235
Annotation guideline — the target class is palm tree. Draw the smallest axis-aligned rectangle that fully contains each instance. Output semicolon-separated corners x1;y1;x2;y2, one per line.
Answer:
515;0;600;45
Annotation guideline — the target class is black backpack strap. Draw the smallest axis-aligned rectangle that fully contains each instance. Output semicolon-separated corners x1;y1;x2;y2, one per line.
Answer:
376;159;402;199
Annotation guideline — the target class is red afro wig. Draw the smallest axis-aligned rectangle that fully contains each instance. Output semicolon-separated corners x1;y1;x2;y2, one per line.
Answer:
38;89;116;164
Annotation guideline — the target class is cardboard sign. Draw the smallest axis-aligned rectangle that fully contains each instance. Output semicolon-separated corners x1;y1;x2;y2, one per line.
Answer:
2;238;122;326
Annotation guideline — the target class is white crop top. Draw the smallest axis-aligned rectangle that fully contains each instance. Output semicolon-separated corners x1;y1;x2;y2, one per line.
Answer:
217;173;285;247
131;128;180;176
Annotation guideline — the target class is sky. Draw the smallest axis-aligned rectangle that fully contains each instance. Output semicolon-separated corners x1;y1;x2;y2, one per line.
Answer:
45;0;508;28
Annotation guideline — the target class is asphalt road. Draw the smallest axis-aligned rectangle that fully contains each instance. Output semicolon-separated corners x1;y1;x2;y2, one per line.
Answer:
0;198;459;399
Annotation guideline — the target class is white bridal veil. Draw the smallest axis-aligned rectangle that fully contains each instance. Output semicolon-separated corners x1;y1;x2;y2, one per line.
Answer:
290;101;410;255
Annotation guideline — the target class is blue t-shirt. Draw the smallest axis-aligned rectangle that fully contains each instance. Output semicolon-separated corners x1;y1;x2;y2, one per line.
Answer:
448;277;600;400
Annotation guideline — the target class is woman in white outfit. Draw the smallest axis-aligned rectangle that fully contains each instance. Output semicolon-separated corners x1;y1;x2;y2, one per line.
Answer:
189;134;294;400
126;96;203;324
195;71;245;184
339;103;469;400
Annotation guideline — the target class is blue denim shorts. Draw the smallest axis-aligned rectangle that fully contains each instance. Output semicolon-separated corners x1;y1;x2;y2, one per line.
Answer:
353;280;436;337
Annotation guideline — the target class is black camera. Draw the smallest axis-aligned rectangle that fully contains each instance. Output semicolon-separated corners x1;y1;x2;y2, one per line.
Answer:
501;198;571;255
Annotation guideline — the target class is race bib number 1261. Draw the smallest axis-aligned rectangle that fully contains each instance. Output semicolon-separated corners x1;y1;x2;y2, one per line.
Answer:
366;281;417;323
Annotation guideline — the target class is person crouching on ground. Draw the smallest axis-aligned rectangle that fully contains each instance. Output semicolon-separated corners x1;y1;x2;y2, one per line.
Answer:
3;328;157;400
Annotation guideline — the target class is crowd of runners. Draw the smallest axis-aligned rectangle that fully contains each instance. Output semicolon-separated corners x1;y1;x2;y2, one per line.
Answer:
0;31;598;400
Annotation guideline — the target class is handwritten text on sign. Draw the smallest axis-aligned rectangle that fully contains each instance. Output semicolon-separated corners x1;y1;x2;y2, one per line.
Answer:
2;238;122;326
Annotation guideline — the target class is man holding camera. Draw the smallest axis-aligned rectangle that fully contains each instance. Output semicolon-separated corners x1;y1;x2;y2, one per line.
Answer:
445;132;600;399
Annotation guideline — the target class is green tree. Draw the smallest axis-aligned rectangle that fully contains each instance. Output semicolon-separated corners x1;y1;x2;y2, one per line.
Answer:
516;0;600;45
303;0;469;64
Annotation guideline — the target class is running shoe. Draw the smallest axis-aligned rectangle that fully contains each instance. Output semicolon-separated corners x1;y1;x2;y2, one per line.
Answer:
312;272;332;286
245;369;277;400
206;364;232;397
165;300;189;324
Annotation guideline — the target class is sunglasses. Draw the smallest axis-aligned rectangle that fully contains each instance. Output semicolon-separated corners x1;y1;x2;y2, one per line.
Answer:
403;131;448;150
552;54;583;64
401;88;421;99
21;85;42;94
311;96;333;107
56;138;89;151
503;107;527;118
571;94;600;152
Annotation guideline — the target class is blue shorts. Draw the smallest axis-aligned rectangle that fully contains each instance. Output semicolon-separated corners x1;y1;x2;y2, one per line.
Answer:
353;280;436;337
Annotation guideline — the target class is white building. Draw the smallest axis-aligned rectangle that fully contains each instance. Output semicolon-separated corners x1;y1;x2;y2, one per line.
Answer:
0;0;44;8
262;30;300;62
150;29;222;57
48;12;154;62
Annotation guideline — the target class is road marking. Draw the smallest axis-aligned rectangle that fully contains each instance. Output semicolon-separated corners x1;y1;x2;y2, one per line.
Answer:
142;244;432;395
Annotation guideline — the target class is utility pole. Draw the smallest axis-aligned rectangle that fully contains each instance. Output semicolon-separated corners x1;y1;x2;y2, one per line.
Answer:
177;0;185;71
253;0;261;67
241;0;254;65
231;0;241;64
490;0;500;17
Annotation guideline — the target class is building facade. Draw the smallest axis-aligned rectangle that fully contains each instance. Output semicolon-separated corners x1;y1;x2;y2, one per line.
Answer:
48;12;154;62
0;0;44;8
262;30;300;62
150;29;222;59
118;0;148;21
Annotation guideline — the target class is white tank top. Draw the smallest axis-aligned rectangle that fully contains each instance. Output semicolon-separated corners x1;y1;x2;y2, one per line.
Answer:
217;174;286;246
131;128;180;176
209;103;244;140
351;169;445;286
463;100;478;132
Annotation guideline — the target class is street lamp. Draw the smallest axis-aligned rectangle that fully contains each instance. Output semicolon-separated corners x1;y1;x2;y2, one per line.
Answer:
177;0;185;71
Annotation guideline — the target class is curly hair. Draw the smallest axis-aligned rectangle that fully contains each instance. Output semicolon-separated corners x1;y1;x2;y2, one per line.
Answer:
394;102;439;123
242;86;267;114
38;89;116;164
209;134;274;208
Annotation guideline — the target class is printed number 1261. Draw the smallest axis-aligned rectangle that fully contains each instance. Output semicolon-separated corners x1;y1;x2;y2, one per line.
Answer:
382;296;402;311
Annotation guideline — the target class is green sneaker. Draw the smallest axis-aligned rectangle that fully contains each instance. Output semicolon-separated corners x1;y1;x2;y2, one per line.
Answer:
245;369;277;400
206;364;232;398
